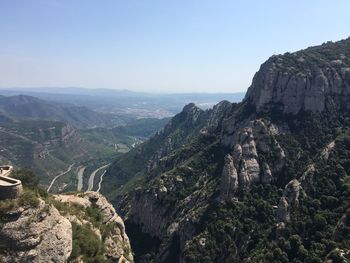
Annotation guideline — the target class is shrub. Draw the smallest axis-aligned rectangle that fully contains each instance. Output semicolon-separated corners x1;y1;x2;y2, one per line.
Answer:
10;168;39;189
69;222;110;263
19;189;40;207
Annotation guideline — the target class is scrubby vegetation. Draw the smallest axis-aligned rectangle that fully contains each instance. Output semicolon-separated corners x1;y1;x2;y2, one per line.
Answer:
0;169;46;213
102;104;209;199
49;195;119;263
116;107;350;262
181;112;350;263
69;222;109;263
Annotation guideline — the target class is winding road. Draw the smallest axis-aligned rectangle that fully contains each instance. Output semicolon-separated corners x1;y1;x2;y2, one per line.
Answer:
96;170;106;193
77;166;86;191
47;163;75;193
87;163;110;191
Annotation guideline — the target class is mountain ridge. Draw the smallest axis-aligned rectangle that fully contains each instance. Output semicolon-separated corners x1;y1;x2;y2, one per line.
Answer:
246;37;350;114
102;38;350;262
0;95;122;129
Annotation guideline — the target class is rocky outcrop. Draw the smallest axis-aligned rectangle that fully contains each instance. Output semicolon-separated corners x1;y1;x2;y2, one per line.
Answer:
85;192;133;262
277;179;302;222
60;124;76;143
41;123;77;146
245;38;350;114
0;199;72;263
0;191;133;263
55;191;133;262
220;154;239;199
320;141;336;160
206;100;233;132
220;119;285;198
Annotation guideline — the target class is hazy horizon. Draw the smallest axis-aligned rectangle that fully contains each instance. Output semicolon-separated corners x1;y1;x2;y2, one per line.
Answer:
0;86;247;95
0;0;349;93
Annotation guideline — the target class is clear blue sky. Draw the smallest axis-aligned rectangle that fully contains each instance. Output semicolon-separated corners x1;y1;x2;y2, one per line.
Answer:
0;0;349;93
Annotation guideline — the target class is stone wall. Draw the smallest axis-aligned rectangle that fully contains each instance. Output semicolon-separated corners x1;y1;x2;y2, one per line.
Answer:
0;166;12;177
0;180;22;200
0;166;22;200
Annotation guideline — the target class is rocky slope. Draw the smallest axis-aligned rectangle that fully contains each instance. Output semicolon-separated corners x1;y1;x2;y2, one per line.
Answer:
55;191;133;262
0;191;133;263
103;38;350;262
102;101;232;197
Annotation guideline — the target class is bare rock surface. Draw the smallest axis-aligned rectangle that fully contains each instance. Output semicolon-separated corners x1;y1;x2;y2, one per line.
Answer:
220;154;239;199
245;39;350;114
0;191;133;263
220;119;286;198
56;191;133;262
0;199;72;263
277;179;302;222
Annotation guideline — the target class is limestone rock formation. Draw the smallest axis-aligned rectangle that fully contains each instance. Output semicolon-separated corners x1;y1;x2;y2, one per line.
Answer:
104;38;350;262
245;39;350;114
320;141;336;160
206;100;232;132
0;191;133;263
220;154;239;199
0;199;72;263
277;179;302;222
55;191;134;262
219;119;286;198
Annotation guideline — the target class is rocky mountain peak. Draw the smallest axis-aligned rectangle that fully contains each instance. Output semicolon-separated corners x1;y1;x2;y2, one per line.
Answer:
101;38;350;263
245;37;350;114
182;102;197;112
180;103;203;123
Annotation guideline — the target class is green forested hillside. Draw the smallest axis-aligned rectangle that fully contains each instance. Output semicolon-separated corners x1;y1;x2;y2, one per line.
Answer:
102;38;350;262
0;120;118;186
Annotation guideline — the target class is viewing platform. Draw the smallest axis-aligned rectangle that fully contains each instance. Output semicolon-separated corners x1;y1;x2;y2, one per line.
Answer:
0;166;22;200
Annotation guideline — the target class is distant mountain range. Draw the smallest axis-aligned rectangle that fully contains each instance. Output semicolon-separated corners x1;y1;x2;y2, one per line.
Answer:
0;94;171;186
0;88;245;118
0;95;128;128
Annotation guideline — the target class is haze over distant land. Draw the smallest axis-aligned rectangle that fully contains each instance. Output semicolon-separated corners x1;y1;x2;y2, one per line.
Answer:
0;87;246;118
0;1;349;93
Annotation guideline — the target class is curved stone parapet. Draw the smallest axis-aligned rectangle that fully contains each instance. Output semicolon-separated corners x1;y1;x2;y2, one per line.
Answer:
0;165;13;177
0;166;22;200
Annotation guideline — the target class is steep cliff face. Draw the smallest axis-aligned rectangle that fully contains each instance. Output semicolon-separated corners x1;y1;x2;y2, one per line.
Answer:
105;38;350;262
55;192;133;262
246;38;350;114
